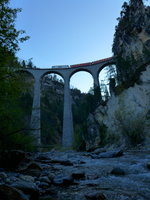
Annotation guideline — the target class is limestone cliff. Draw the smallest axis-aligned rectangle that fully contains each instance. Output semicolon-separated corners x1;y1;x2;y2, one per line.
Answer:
93;65;150;149
113;0;150;83
87;0;150;150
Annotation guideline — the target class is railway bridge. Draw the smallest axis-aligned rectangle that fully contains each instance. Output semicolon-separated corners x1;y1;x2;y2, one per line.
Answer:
24;57;116;148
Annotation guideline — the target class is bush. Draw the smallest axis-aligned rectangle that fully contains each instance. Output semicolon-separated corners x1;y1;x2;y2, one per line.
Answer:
73;125;86;151
0;131;35;152
114;110;146;147
98;124;107;147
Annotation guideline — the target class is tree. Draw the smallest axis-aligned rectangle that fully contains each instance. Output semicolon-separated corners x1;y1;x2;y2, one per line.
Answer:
21;60;26;68
0;0;33;151
0;0;29;54
112;0;147;84
27;58;34;68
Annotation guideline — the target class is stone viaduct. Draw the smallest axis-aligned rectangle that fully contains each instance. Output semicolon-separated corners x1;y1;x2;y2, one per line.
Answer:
23;57;115;148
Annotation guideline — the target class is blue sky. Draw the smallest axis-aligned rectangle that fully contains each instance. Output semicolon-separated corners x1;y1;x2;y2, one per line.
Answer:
10;0;149;92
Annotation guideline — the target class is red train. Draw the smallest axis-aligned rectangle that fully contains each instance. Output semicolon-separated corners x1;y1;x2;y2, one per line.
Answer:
70;57;113;68
51;57;113;69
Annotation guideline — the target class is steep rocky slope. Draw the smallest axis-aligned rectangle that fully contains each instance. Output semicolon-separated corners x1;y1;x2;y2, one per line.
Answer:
88;0;150;151
93;65;150;149
113;0;150;83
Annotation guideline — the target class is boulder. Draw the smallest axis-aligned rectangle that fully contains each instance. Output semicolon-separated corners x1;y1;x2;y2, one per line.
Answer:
21;162;42;177
92;150;123;159
85;192;106;200
53;175;74;186
99;150;123;158
0;184;29;200
38;176;51;184
146;162;150;170
47;173;55;181
11;180;39;200
38;182;49;189
19;175;35;182
26;162;42;171
93;148;106;154
0;150;27;170
0;172;7;179
110;167;126;176
72;171;85;180
39;196;58;200
49;159;73;166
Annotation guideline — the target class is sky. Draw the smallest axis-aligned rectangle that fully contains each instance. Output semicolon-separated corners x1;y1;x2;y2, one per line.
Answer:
9;0;150;92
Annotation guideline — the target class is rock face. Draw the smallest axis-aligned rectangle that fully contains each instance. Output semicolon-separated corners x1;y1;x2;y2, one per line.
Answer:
86;113;100;151
86;0;150;151
113;0;150;83
93;65;150;149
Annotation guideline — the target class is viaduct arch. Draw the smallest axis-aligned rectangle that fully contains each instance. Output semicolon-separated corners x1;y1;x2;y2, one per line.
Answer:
23;57;116;148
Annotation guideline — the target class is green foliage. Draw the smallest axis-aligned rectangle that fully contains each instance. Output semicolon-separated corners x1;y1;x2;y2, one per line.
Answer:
98;124;108;147
72;87;102;151
0;130;34;152
0;0;29;53
73;125;86;151
113;0;144;53
0;69;35;151
97;123;120;148
142;46;150;60
112;0;150;85
146;110;150;120
0;60;35;151
114;104;146;147
115;61;149;95
0;0;33;151
41;83;63;147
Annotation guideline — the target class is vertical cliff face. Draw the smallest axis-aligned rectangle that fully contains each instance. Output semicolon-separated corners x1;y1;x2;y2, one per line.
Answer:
93;65;150;149
113;0;150;83
86;0;150;150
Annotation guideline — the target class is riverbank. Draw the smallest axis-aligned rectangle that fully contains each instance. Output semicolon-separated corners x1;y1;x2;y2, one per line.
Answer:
0;149;150;200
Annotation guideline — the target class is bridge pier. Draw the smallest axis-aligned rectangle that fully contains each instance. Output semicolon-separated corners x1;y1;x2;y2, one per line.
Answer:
92;71;102;101
93;71;99;88
30;77;41;148
62;76;74;147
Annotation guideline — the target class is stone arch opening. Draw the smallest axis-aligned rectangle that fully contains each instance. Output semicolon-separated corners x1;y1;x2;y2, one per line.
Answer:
41;70;64;81
70;69;93;92
40;72;64;147
70;70;95;150
98;63;117;101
